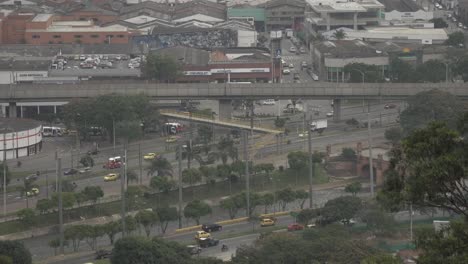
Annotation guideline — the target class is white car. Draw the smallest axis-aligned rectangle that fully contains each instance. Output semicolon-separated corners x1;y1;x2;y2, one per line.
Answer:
326;111;334;117
282;68;291;74
289;46;297;52
299;131;308;138
301;61;307;68
289;63;294;68
262;99;276;105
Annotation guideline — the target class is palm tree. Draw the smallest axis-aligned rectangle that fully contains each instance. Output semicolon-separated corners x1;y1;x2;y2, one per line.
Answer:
333;29;346;40
146;157;173;177
215;137;238;165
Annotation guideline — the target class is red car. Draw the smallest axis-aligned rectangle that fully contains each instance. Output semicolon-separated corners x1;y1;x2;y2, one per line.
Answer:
287;223;304;232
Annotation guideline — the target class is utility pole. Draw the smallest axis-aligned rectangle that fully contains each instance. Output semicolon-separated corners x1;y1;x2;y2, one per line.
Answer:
307;119;313;209
138;143;142;185
57;156;64;254
120;145;127;236
55;148;58;193
367;102;374;197
45;172;49;199
244;130;250;217
112;118;116;156
3;131;7;218
177;145;183;228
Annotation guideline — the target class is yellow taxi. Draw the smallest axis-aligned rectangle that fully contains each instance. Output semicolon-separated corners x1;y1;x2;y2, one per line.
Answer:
260;218;276;227
143;153;159;160
194;231;211;240
165;136;178;143
104;173;119;182
26;187;39;197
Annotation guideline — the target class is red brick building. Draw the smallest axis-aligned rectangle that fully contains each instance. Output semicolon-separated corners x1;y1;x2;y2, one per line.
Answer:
0;12;35;44
24;14;131;45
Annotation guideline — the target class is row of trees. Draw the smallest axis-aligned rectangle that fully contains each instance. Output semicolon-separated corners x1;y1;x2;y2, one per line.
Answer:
220;188;309;219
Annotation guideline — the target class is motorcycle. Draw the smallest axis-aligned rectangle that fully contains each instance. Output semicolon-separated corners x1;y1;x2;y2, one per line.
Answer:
221;244;228;252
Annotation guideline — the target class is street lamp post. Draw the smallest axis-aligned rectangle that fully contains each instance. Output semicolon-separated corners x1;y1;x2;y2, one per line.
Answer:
2;130;7;218
307;121;313;209
367;103;374;197
112;118;116;155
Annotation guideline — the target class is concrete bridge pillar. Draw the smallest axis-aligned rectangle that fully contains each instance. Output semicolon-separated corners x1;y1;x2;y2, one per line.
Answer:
332;99;341;122
8;102;17;118
376;154;384;186
218;99;232;121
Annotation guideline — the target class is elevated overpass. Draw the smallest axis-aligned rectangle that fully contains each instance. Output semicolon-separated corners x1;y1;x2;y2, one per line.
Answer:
1;82;467;120
1;82;467;102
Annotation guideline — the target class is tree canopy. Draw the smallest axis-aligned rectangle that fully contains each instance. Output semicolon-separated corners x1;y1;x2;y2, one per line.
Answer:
0;241;31;264
143;53;181;82
399;89;464;134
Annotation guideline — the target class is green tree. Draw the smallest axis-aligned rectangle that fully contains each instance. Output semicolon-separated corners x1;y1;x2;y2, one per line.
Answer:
184;200;212;225
390;58;416;82
197;124;213;145
429;18;448;28
103;221;120;245
287;151;308;172
48;238;67;256
454;56;468;81
125;186;143;211
36;199;54;214
276;188;296;211
215;137;238;165
143;54;181;82
64;225;87;251
79;155;94;167
150;176;176;193
115;120;143;142
0;241;32;264
147;157;173;177
415;221;468;264
260;193;275;214
219;196;242;219
415;59;446;83
123;215;138;235
0;164;11;189
344;182;362;196
52;192;76;210
384;127;402;145
199;166;217;185
445;31;465;46
135;210;158;237
295;189;309;209
333;29;346;40
378;121;467;217
81;186;104;205
182;168;202;187
111;236;191;264
274;117;286;128
83;225;104;250
155;206;179;234
400;89;464;134
359;204;396;236
297;208;319;225
341;147;356;160
16;208;36;228
320;196;362;225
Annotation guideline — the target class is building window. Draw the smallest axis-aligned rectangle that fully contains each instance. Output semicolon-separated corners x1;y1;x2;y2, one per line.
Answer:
90;35;99;38
74;35;83;38
117;34;125;38
32;35;40;39
53;35;61;38
106;35;114;38
79;18;86;21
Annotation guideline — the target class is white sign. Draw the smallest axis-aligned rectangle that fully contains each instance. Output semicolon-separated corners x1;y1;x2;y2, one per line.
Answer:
211;68;270;73
183;71;212;76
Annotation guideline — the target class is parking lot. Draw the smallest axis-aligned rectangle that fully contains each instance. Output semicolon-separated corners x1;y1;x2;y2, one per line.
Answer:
49;54;142;78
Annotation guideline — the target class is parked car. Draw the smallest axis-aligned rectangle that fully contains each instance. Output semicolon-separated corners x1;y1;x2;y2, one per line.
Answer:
289;46;297;52
326;111;334;117
25;174;38;181
187;245;202;255
262;99;276;105
300;47;306;53
64;168;78;175
301;61;308;68
384;103;396;109
289;63;294;68
282;68;291;75
202;223;222;232
198;237;219;248
293;73;300;80
287;223;304;231
95;249;112;259
104;173;119;182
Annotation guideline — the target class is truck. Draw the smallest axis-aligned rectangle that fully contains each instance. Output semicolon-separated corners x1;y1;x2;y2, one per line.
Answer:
285;29;293;38
310;119;327;133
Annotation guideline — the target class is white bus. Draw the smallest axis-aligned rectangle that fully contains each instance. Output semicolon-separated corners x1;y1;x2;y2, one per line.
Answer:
42;126;63;137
